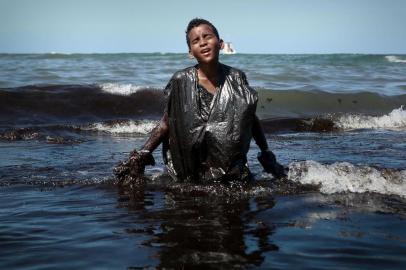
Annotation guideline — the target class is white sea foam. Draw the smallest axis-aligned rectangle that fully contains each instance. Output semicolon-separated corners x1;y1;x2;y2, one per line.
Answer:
335;106;406;130
49;52;72;55
85;120;158;134
288;160;406;198
385;55;406;63
100;83;147;96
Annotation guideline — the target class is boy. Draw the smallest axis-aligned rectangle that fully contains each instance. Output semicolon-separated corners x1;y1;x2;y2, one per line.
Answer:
115;18;286;183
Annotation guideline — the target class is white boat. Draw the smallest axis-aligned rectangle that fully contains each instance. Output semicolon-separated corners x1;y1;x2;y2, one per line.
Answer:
222;42;236;54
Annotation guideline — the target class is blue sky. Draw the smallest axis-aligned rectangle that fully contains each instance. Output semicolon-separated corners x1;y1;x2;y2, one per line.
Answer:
1;0;405;54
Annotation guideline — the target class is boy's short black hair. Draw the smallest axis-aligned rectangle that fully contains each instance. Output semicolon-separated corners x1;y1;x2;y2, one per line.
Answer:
185;18;220;49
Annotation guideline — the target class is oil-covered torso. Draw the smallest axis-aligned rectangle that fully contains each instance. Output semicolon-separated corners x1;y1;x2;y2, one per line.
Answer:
163;64;258;182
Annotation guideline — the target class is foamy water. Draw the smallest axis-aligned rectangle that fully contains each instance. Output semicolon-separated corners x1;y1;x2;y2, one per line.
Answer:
85;120;158;134
100;83;148;95
335;106;406;130
385;55;406;63
288;160;406;198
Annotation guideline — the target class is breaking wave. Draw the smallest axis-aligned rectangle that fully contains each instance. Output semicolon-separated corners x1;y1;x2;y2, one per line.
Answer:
260;107;406;133
335;106;406;130
0;120;160;142
0;84;165;125
385;55;406;63
100;83;151;96
288;160;406;198
1;84;405;133
84;120;158;134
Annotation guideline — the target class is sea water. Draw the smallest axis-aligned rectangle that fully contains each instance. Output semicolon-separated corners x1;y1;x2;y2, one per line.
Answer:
0;53;405;269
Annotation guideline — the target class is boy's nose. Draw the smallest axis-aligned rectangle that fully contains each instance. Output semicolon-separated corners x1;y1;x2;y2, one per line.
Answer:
199;38;208;46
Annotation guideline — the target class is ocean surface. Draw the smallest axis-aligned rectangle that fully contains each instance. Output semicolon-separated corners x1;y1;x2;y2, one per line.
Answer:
1;53;405;269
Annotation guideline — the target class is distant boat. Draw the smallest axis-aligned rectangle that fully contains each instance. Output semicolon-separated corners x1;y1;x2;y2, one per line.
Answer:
222;42;236;54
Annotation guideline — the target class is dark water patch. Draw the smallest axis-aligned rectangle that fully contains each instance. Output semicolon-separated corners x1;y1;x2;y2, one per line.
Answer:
0;153;117;187
261;117;338;133
256;89;406;118
0;165;114;188
0;127;41;141
0;126;84;144
1;84;405;126
0;120;156;144
261;105;406;133
115;179;406;269
328;192;406;216
0;184;159;269
0;84;165;125
116;180;278;269
1;172;405;269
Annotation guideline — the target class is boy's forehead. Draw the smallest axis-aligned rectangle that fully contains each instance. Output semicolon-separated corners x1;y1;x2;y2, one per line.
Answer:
188;24;216;37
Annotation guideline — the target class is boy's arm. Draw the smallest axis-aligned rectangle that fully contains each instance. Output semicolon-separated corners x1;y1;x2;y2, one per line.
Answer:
114;76;174;183
252;115;288;178
242;72;287;178
113;113;169;182
242;71;268;151
130;74;173;165
140;112;169;153
252;115;269;152
130;112;169;164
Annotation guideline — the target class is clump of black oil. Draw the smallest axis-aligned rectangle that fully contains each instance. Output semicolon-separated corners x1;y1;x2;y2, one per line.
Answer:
115;173;320;206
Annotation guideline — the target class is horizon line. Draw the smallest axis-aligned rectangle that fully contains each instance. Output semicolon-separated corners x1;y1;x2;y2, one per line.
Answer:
0;51;405;55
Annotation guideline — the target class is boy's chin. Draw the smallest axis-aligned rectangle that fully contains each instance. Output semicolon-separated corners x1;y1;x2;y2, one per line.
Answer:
196;55;219;65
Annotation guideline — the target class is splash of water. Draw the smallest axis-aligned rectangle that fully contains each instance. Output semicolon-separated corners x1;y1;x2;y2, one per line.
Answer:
288;160;406;198
85;120;158;134
100;83;149;95
385;55;406;63
335;106;406;130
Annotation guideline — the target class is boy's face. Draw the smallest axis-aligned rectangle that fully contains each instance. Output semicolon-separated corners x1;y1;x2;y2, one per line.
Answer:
188;24;223;64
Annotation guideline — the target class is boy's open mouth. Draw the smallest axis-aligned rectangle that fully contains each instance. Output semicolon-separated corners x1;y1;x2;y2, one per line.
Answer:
201;48;211;54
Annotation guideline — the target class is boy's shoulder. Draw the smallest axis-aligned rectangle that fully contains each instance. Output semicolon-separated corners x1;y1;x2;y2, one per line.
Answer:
170;66;196;80
221;64;246;79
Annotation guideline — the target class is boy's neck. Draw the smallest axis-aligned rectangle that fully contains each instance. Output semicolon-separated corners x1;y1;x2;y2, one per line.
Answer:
197;61;220;82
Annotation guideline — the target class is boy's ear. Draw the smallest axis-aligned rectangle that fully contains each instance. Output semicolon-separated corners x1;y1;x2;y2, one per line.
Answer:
219;39;224;50
188;50;195;59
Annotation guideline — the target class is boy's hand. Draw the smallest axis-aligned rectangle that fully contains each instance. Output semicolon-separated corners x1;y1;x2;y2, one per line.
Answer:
257;150;288;179
113;149;155;185
129;149;155;167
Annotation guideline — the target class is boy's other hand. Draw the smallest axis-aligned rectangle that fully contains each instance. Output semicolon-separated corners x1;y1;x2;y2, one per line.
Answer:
257;150;288;179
